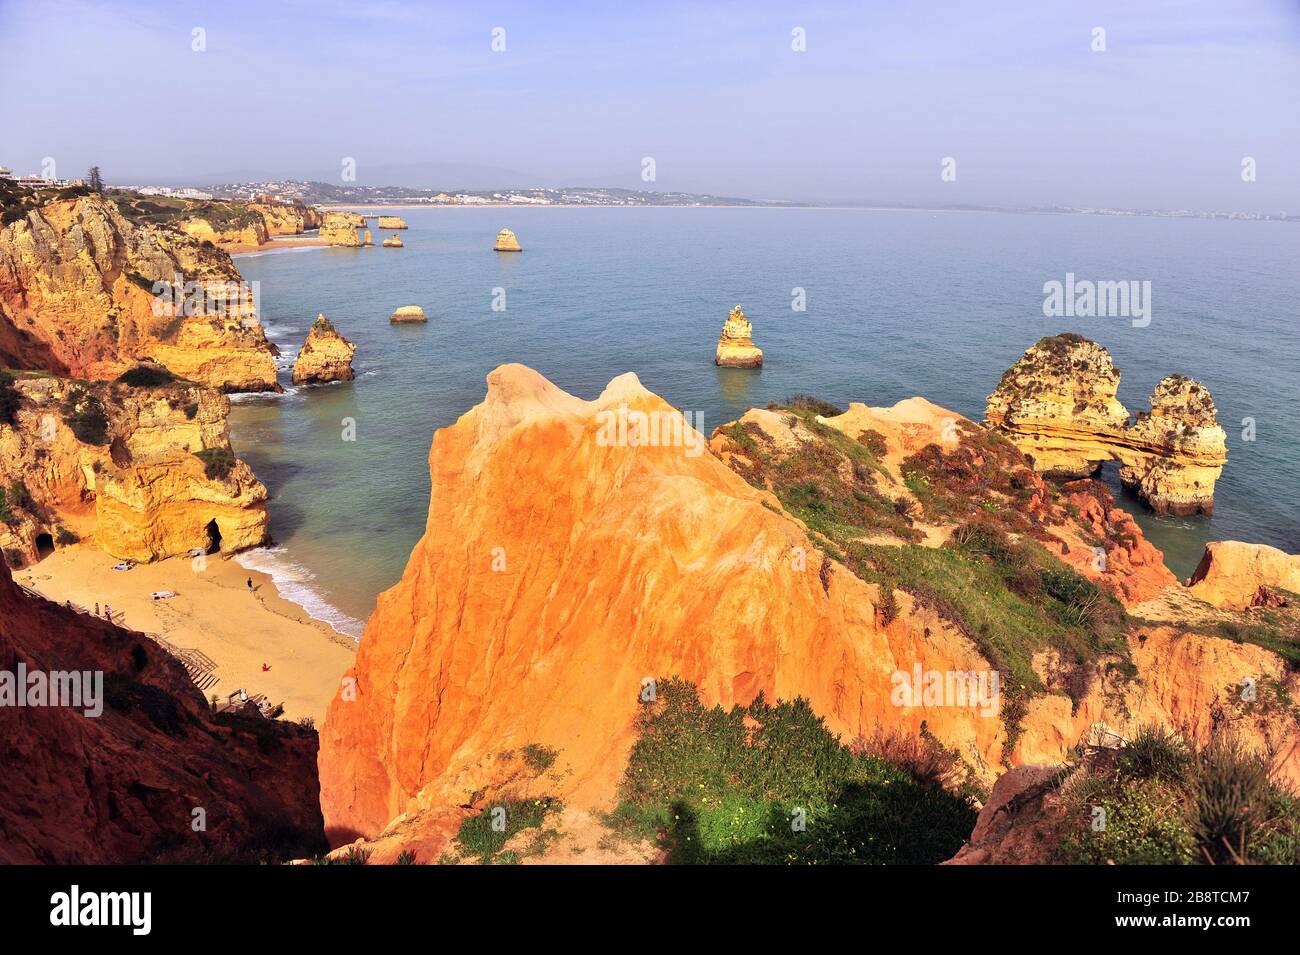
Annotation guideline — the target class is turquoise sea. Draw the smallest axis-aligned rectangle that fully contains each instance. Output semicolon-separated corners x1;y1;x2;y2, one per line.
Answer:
228;207;1300;636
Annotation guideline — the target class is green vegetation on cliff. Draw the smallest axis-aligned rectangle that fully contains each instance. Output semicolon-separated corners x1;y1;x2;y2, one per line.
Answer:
611;678;977;864
1059;728;1300;864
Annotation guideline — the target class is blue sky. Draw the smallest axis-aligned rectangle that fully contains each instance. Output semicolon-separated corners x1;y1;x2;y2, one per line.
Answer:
2;0;1298;209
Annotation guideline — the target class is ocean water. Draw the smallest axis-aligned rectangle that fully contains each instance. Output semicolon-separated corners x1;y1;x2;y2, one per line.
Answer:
228;208;1300;636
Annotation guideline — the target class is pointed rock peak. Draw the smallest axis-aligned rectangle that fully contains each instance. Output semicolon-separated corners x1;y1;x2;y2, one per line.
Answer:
596;371;651;406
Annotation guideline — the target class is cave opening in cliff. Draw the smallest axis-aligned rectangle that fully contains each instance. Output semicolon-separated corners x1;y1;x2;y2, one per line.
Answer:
204;519;222;555
34;533;54;560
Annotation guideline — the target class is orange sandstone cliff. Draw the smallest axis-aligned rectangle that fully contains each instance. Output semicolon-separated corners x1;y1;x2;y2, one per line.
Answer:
318;366;1298;857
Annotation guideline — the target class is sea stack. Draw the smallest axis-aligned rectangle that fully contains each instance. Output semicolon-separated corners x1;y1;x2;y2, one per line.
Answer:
362;229;373;246
494;228;522;252
377;215;408;230
985;333;1227;515
291;314;357;385
382;235;403;248
389;305;427;324
714;304;763;368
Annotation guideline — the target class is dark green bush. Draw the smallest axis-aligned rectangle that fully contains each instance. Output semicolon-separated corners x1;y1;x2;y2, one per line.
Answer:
116;363;177;388
193;447;236;480
61;389;110;445
0;370;20;426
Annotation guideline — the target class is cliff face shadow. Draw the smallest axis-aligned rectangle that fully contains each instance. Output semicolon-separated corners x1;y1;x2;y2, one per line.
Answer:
659;777;975;865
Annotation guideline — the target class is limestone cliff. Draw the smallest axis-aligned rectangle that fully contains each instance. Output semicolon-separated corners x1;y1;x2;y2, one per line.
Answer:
249;201;322;236
319;211;363;247
179;214;268;249
377;215;408;230
0;373;268;565
318;366;1296;856
292;314;357;385
0;192;279;391
714;304;763;368
986;334;1226;514
0;559;326;863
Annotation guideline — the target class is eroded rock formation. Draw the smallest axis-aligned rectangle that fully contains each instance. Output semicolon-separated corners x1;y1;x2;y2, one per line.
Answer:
319;211;363;247
494;227;521;252
985;334;1227;514
0;559;326;863
0;374;268;564
249;201;322;236
714;304;763;368
377;215;408;230
292;314;356;385
318;366;1296;857
0;192;279;391
382;235;403;248
1188;541;1300;610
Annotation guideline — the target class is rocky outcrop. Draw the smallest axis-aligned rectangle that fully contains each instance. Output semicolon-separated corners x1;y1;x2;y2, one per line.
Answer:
0;193;279;391
319;211;363;247
1188;541;1300;610
249;201;322;236
179;214;268;249
317;366;1296;855
388;305;426;324
714;304;763;368
362;230;373;247
985;334;1227;514
493;227;521;252
377;215;408;230
382;235;403;248
0;558;326;863
291;315;356;385
0;374;268;564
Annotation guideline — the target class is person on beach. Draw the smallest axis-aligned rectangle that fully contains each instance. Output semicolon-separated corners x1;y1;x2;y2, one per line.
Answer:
103;604;112;621
247;577;254;592
95;602;100;616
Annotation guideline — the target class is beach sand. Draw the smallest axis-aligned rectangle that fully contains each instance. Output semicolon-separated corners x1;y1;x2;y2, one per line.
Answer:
225;235;328;255
16;545;355;724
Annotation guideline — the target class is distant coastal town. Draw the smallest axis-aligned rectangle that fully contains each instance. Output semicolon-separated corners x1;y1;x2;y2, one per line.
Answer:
0;165;1293;221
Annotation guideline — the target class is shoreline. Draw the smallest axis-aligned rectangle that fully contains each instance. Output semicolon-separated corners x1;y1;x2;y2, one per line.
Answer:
226;235;328;256
16;545;355;724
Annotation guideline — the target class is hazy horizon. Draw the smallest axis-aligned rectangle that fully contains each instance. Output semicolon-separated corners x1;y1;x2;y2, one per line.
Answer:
2;0;1299;211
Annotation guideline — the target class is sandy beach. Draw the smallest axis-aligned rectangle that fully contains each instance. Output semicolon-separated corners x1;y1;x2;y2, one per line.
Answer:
224;235;328;255
16;545;355;723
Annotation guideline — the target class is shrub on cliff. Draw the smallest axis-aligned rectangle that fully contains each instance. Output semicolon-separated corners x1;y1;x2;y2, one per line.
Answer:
193;447;236;480
1059;731;1299;865
613;678;976;864
0;371;21;426
116;363;177;388
60;389;110;445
